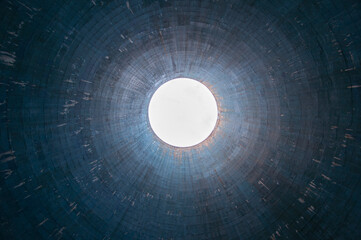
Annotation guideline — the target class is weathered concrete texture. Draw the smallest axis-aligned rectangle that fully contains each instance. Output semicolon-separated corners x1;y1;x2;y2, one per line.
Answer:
0;0;361;239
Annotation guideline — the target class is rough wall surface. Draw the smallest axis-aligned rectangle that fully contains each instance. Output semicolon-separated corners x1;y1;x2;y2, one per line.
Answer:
0;0;361;239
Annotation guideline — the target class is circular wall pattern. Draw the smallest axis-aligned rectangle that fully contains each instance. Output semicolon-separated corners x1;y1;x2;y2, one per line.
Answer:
0;1;361;239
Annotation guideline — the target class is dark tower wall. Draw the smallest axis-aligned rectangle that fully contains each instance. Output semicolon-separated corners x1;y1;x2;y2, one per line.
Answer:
0;0;361;239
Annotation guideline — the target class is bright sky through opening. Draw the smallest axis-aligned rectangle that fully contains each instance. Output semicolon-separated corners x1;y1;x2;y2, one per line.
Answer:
148;78;218;147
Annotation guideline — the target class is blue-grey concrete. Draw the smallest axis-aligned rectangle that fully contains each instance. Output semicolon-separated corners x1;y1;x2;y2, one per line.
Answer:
0;0;361;239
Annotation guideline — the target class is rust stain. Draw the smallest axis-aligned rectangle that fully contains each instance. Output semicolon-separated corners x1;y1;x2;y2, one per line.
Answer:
159;31;168;55
214;169;225;187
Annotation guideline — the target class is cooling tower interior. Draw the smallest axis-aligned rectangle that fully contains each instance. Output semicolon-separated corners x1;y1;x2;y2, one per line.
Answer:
1;0;361;239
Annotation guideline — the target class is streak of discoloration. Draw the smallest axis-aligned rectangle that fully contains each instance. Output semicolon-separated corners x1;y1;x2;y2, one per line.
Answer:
126;1;134;14
214;169;225;187
321;174;331;181
14;181;25;188
332;161;342;167
307;205;315;214
0;51;16;66
38;218;49;226
70;202;77;212
81;79;92;84
312;158;320;163
0;150;15;158
7;31;18;37
1;155;16;163
258;180;270;191
12;81;27;87
0;169;13;179
61;100;78;115
74;127;83;135
55;227;66;238
345;134;354;140
0;150;16;163
158;31;168;55
347;85;361;88
63;100;78;108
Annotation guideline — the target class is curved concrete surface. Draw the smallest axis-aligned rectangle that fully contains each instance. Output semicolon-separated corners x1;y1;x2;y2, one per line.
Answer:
0;0;361;239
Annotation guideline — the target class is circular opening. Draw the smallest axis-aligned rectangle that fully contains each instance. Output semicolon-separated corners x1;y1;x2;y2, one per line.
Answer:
148;78;218;148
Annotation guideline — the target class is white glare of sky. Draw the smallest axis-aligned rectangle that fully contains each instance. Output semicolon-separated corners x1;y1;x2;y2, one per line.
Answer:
148;78;218;147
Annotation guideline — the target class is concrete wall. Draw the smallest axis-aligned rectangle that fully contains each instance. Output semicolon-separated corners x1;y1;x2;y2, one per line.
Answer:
0;0;360;239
